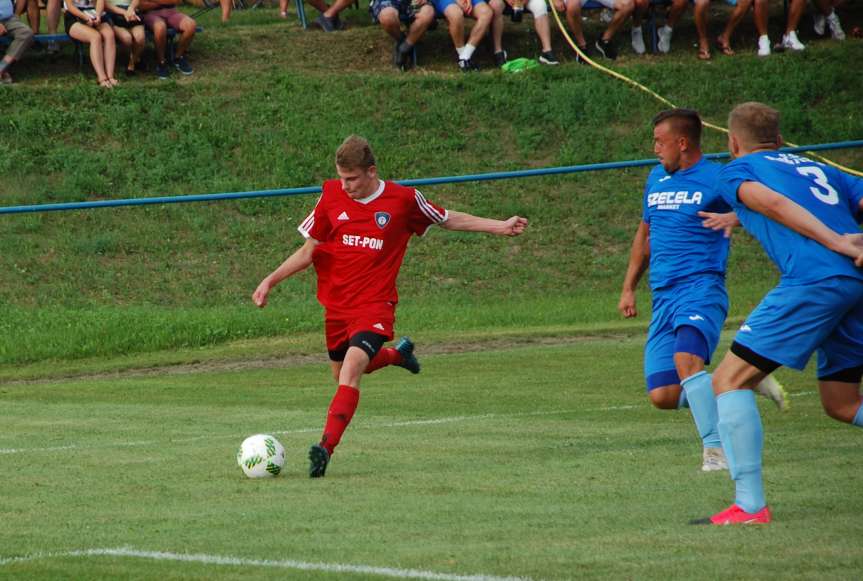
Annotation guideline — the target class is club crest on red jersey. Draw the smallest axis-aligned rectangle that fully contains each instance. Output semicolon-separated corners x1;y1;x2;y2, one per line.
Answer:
374;212;391;229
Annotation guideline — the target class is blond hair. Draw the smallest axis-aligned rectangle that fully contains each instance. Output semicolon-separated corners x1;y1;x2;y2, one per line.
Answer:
728;102;781;149
335;135;376;170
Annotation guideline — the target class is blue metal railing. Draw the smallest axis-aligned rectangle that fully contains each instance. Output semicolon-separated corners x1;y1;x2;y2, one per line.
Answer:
1;140;861;215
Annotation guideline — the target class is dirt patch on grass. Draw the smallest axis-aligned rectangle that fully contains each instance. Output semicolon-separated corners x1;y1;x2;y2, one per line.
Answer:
0;332;635;385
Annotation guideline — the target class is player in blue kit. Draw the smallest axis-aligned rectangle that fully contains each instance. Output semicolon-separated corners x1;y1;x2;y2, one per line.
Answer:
620;108;787;473
702;102;863;525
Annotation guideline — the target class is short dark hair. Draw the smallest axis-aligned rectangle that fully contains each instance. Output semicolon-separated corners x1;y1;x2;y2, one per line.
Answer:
336;135;376;170
652;108;702;147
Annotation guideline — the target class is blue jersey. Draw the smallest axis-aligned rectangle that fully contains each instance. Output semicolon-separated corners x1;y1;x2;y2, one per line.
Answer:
717;151;863;285
642;157;731;290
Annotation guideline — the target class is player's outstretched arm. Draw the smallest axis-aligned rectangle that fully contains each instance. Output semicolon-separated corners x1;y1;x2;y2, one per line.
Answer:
252;238;318;308
618;220;649;319
439;211;528;236
738;181;863;263
697;211;740;238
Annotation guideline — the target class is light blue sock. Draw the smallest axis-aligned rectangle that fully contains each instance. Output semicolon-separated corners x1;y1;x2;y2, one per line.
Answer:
680;371;720;449
853;403;863;428
717;389;766;514
677;389;689;409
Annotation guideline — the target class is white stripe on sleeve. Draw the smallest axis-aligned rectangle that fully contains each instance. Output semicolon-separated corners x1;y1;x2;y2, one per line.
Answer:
415;190;446;224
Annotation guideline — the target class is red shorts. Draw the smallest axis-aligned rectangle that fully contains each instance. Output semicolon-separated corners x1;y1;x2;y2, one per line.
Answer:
324;302;395;354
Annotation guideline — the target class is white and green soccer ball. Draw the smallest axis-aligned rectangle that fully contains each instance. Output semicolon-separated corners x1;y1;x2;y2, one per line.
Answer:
237;434;286;478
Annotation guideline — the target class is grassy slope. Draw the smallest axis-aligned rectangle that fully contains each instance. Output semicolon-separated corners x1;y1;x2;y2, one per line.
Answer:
2;339;862;579
0;5;862;366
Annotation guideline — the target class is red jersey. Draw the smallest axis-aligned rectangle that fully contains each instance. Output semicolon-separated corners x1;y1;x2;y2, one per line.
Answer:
298;179;448;311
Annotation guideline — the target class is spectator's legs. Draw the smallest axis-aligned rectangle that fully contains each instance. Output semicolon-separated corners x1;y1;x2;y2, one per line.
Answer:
220;0;232;22
25;0;40;32
665;0;687;27
693;0;711;57
113;25;133;68
279;0;290;16
784;0;805;34
602;0;633;41
378;6;403;39
753;0;768;36
307;0;330;13
631;0;647;27
443;4;466;52
533;13;553;52
45;0;60;34
717;0;751;53
564;0;587;47
69;22;111;86
323;0;354;20
0;16;34;81
130;25;145;69
467;2;492;46
98;22;117;82
175;16;196;58
150;18;168;64
489;0;504;53
406;4;435;44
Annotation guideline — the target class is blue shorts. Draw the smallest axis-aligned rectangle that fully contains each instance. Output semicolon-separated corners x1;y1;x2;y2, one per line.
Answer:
432;0;485;17
369;0;414;23
644;274;728;390
734;276;863;377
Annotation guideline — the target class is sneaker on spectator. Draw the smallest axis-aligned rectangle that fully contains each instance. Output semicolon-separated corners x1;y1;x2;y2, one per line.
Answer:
631;26;645;55
539;50;559;65
813;12;826;35
757;34;771;56
781;30;805;51
494;49;507;68
156;61;171;79
826;11;845;40
458;58;479;72
174;55;193;75
657;25;673;53
0;71;13;85
595;38;617;60
315;13;335;32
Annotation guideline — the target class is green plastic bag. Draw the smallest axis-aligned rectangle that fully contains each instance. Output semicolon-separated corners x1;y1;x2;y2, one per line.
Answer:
501;58;539;73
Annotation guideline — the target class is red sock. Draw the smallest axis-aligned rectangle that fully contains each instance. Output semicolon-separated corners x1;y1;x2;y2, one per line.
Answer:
364;347;403;374
320;385;360;455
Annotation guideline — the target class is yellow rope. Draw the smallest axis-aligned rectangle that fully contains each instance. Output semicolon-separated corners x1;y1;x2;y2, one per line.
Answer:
547;3;863;176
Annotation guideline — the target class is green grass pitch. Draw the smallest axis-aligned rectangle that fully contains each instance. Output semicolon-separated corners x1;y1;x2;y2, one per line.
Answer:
2;335;861;580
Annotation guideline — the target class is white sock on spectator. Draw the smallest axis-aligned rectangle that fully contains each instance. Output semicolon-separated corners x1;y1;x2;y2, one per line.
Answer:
457;46;468;59
463;43;477;60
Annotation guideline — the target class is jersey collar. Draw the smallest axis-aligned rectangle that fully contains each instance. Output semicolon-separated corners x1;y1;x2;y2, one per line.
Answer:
353;180;385;205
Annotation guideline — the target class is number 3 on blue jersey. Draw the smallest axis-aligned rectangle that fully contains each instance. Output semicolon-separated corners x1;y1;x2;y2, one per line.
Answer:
796;166;839;205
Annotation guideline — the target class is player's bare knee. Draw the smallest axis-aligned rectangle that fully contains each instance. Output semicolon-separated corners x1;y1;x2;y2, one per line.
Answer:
649;386;681;409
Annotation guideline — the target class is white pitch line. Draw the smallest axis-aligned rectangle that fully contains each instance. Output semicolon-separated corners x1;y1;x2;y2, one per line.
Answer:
0;405;625;456
0;547;535;581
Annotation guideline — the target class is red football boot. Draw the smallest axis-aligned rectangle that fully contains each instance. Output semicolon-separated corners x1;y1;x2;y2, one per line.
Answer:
710;504;772;525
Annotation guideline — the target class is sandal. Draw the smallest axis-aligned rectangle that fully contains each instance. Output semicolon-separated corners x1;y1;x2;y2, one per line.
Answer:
98;78;113;88
715;37;735;56
108;77;119;86
697;46;711;60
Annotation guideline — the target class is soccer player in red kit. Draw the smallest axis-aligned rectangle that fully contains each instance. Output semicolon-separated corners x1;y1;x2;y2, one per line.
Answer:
252;135;528;478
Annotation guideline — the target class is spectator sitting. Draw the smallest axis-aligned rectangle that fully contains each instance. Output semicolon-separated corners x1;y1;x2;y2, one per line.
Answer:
139;0;195;78
369;0;435;71
105;0;144;75
21;0;60;53
64;0;118;87
431;0;493;71
489;0;559;66
552;0;638;60
813;0;844;40
655;0;752;59
309;0;350;31
754;0;805;55
0;0;33;84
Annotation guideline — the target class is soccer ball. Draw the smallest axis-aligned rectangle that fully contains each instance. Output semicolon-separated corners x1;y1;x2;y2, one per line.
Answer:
237;434;286;478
